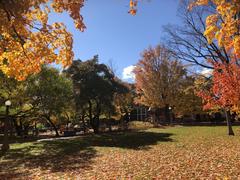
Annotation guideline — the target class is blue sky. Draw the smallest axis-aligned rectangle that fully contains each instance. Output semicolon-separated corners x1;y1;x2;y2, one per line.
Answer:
49;0;181;81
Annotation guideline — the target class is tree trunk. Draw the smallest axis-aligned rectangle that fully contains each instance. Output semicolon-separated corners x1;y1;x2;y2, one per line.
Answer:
172;113;175;122
19;119;23;137
107;112;112;132
34;121;39;136
81;115;87;133
46;116;59;137
88;101;94;129
13;118;22;136
93;103;101;133
225;110;234;136
92;107;100;134
23;124;29;138
92;117;100;134
164;104;170;125
1;106;10;152
152;108;160;126
109;123;112;132
89;101;101;134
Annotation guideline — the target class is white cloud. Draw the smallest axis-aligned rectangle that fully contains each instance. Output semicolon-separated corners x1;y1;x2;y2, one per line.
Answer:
200;68;212;76
122;65;136;81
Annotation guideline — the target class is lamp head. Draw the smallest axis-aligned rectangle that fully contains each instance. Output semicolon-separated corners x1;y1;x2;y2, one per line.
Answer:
5;100;11;106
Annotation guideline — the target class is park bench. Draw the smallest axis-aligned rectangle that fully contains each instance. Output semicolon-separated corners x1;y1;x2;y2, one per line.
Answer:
63;130;76;136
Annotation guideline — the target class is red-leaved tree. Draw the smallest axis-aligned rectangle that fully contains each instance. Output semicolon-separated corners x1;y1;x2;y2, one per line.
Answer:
197;58;240;135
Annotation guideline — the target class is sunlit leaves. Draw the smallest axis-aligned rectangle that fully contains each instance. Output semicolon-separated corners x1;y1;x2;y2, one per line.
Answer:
196;58;240;115
233;35;240;58
190;0;240;58
134;45;187;110
204;14;219;44
128;0;138;15
190;0;240;114
0;0;85;80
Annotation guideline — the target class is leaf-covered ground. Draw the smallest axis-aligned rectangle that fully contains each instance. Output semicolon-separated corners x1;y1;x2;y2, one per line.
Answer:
1;126;240;179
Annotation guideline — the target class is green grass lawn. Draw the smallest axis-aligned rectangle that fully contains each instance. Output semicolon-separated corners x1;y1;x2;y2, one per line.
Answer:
1;126;240;179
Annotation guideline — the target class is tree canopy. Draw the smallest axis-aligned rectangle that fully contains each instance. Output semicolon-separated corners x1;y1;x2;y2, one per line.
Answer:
134;45;187;109
66;56;128;133
0;0;85;80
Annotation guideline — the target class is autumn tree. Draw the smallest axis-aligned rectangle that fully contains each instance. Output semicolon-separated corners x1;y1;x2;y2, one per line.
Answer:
195;60;240;135
0;0;141;80
132;0;239;63
0;0;85;80
130;0;239;55
114;83;135;119
187;0;240;135
134;45;187;124
190;0;240;59
164;0;233;69
174;75;204;118
163;0;239;135
2;0;237;81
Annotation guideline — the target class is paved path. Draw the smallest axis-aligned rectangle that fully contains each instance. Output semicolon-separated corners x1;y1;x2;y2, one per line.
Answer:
37;135;83;142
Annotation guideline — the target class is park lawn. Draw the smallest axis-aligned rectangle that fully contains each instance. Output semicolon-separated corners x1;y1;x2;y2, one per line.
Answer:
1;126;240;179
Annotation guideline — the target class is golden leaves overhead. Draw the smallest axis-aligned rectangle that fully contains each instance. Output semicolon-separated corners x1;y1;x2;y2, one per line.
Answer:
190;0;240;58
0;0;85;80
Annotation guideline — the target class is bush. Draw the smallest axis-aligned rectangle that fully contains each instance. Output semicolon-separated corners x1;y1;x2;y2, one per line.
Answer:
128;121;154;130
36;123;45;130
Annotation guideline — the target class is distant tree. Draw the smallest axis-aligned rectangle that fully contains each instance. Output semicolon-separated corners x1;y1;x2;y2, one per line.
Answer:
114;83;135;119
174;75;204;118
27;66;73;136
66;56;127;133
195;61;240;135
134;45;187;124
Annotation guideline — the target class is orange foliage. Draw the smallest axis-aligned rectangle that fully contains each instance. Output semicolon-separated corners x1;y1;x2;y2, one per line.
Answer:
190;0;240;113
197;58;240;114
134;45;187;109
190;0;240;59
128;0;138;15
0;0;85;80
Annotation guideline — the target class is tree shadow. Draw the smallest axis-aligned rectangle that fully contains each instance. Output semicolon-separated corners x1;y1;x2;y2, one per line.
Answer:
0;134;53;144
0;130;173;178
83;130;173;150
0;140;97;179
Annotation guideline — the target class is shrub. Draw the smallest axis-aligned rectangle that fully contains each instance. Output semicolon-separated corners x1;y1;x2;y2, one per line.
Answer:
128;121;154;130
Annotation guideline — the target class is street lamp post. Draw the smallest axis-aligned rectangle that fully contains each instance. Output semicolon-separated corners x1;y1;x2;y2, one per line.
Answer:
1;100;11;152
169;106;172;125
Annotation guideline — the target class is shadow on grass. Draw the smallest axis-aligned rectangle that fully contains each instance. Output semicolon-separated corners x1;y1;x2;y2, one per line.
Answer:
84;130;173;150
0;130;173;178
0;134;59;144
